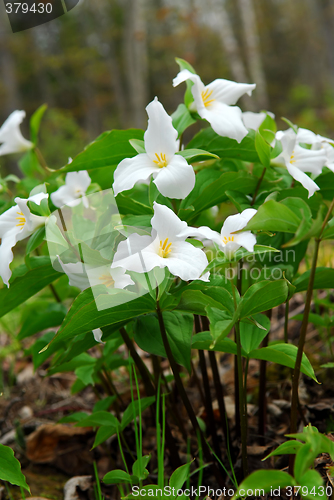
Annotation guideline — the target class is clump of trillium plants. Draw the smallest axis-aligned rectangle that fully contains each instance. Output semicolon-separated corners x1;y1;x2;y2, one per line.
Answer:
0;58;334;497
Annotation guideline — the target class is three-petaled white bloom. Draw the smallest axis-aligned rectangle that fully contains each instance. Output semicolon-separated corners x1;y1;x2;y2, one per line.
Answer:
173;69;256;143
242;111;275;131
0;192;48;286
190;208;257;257
57;258;135;343
0;110;33;156
113;98;195;199
275;129;327;197
111;202;209;282
51;171;91;208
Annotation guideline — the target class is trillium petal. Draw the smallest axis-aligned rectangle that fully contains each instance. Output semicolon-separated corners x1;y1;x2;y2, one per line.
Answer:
286;163;320;198
221;209;257;237
111;267;135;288
153;155;195;199
66;171;91;192
185;225;222;246
57;258;90;290
0;110;33;155
0;206;22;238
242;111;267;130
151;202;188;242
111;233;161;273
208;78;256;106
197;271;210;282
51;184;79;208
165;240;208;281
200;101;249;143
15;196;47;235
113;154;158;196
275;129;296;165
297;127;318;144
323;143;334;172
0;231;18;286
293;145;326;175
172;69;204;90
93;328;104;343
234;232;257;252
144;98;178;162
28;192;49;205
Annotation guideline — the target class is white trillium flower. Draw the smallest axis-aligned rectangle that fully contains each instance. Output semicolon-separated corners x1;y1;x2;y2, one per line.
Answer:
51;171;91;208
172;69;256;143
242;111;275;131
113;98;195;199
190;208;257;257
111;202;209;282
0;192;48;286
0;110;33;156
57;258;134;343
275;129;327;197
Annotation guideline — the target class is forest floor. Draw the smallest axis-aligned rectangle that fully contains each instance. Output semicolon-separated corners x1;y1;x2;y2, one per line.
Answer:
0;293;334;500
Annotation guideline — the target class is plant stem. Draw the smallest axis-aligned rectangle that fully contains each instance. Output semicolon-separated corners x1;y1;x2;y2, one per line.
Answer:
289;239;320;456
235;321;248;478
231;277;248;478
120;327;155;397
284;300;290;343
200;315;232;455
258;331;269;445
35;248;62;303
234;261;243;436
208;350;232;454
49;283;62;303
197;347;222;461
35;147;48;171
119;327;182;469
156;302;225;488
58;208;83;263
191;360;206;408
251;166;266;206
289;197;334;474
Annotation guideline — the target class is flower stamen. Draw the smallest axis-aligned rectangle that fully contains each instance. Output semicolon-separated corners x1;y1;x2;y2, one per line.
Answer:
15;211;26;229
201;88;215;107
99;274;115;288
153;153;168;168
223;235;234;244
158;238;172;258
290;151;296;164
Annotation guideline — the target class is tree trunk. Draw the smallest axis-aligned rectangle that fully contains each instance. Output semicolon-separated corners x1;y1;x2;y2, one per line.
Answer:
123;0;148;128
197;0;254;110
90;0;129;128
237;0;269;109
0;14;20;115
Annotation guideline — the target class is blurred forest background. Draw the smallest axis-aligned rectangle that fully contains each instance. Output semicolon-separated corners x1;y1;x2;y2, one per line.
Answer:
1;0;334;170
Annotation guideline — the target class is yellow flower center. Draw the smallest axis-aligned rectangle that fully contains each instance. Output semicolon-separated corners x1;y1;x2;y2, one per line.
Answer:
15;211;26;230
158;238;172;258
290;151;296;164
201;88;215;107
223;235;234;244
153;153;168;168
99;274;115;288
